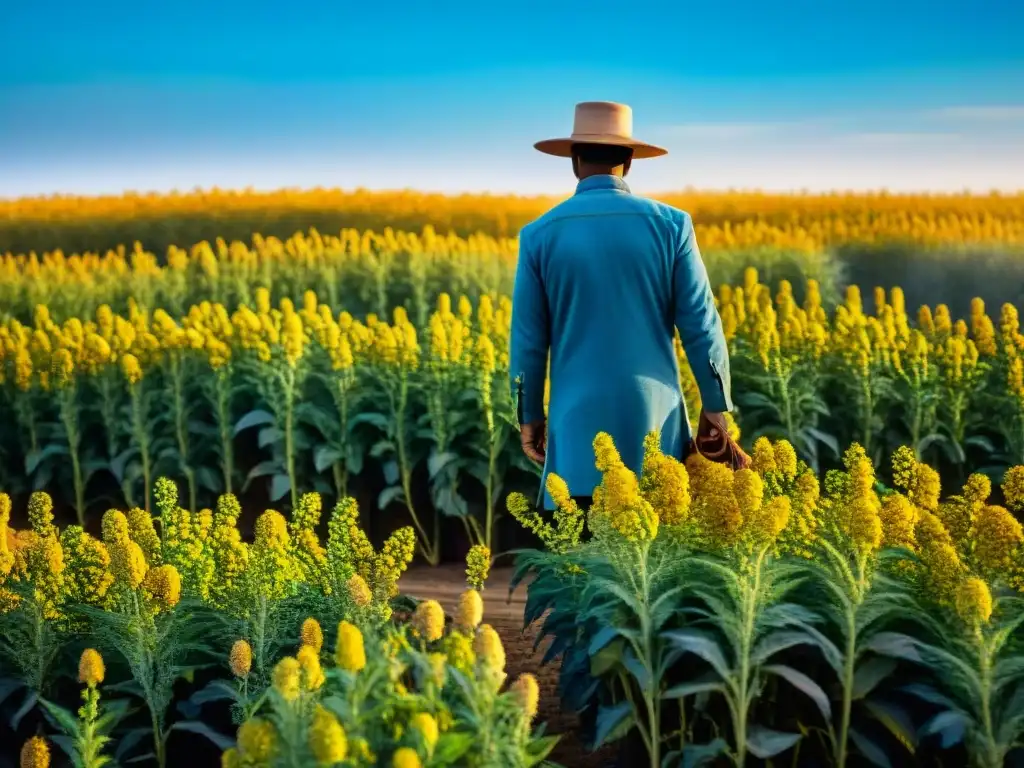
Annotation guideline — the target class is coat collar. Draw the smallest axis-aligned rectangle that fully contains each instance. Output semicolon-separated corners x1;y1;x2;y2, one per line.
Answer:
574;174;631;195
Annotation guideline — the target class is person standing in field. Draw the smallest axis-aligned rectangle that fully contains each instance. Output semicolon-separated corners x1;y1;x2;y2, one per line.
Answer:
510;101;749;511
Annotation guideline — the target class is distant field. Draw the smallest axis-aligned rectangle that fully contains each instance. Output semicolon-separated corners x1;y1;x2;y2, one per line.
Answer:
2;187;1022;253
1;187;1023;316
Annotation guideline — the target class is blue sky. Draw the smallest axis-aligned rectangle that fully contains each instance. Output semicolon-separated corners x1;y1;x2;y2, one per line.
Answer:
1;0;1023;196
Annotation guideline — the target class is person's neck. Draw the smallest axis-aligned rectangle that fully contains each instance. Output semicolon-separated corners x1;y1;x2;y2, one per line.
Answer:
577;167;623;181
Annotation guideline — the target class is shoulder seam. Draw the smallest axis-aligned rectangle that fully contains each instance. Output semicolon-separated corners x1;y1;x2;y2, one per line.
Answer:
529;208;679;237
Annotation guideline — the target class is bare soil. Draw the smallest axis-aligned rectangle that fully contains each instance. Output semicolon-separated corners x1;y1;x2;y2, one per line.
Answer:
400;565;617;768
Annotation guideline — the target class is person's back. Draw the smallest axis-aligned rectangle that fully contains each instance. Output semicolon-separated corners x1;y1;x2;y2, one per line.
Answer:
510;102;746;509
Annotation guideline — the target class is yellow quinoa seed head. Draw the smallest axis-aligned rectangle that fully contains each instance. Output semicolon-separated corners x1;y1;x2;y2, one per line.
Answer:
546;473;572;509
121;353;143;385
426;652;447;688
410;712;439;752
20;736;49;768
111;538;148;589
964;473;992;504
254;510;288;545
593;432;622;472
78;648;105;686
300;617;324;653
236;718;276;761
392;747;422;768
335;620;367;673
732;468;764;512
271;657;301;702
413;599;446;643
1004;466;1024;512
751;437;777;475
511;672;541;720
309;705;347;764
346;574;373;607
955;577;993;627
229;639;252;678
772;440;798;478
101;509;131;544
143;564;182;610
465;544;491;591
456;589;484;631
297;644;325;691
473;624;506;672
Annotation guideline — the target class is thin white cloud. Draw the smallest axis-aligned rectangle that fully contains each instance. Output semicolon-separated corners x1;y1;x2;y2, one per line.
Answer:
927;106;1024;121
837;131;963;144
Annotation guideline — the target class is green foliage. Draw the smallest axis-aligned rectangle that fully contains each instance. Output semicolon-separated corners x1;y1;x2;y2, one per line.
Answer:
514;432;1024;768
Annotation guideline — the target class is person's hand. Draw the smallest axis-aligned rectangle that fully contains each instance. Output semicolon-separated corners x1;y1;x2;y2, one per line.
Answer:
520;419;547;464
695;410;751;470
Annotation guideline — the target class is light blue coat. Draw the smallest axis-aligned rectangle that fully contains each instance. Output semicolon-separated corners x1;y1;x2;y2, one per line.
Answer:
509;174;734;510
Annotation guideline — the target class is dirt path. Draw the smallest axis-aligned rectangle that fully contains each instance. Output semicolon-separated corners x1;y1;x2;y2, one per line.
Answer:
400;566;616;768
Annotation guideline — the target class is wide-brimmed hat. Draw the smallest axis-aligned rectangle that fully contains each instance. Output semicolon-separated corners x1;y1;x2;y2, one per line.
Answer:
534;101;667;159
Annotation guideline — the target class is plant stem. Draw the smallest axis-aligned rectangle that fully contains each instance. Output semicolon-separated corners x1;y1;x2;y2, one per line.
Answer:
133;596;166;768
332;461;347;500
283;368;298;511
216;368;234;495
150;706;165;768
977;633;999;768
394;373;437;564
100;376;135;508
253;595;269;681
734;550;766;767
911;385;924;460
15;396;39;455
860;377;874;456
836;606;857;767
780;378;796;447
130;386;153;512
32;601;46;693
481;368;500;552
170;355;196;512
638;548;661;768
485;429;500;552
60;387;86;527
331;376;351;499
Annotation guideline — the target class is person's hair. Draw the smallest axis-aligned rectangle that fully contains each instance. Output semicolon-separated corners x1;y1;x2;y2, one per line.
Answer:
571;142;633;166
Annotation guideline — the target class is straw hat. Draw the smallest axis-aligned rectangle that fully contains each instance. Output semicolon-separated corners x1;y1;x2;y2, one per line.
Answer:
534;101;667;159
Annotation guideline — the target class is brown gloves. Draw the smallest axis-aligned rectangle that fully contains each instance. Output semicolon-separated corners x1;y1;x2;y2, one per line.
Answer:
691;411;751;470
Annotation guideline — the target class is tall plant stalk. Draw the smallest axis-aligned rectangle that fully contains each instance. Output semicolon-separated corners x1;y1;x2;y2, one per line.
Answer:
818;542;871;767
280;366;298;512
167;354;196;512
128;382;153;512
57;385;86;527
329;373;353;499
389;372;437;564
213;367;234;496
97;375;136;508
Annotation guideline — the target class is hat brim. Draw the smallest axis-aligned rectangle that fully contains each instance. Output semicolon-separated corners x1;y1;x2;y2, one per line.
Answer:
534;135;667;159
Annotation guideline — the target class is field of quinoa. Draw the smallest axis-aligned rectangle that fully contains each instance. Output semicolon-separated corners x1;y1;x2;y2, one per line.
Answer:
2;187;1024;768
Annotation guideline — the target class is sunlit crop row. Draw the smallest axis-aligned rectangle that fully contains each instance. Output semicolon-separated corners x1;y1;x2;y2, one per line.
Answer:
1;269;1022;559
3;187;1024;240
0;228;519;323
512;425;1024;766
0;482;550;767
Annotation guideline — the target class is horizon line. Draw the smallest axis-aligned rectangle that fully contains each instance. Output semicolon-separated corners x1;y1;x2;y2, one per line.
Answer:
3;183;1024;204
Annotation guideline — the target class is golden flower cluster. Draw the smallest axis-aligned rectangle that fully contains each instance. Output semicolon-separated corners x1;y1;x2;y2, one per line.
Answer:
589;433;660;542
219;539;536;767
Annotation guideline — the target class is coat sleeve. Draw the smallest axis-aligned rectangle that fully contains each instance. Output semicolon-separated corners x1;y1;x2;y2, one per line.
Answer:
672;213;734;413
509;226;550;426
